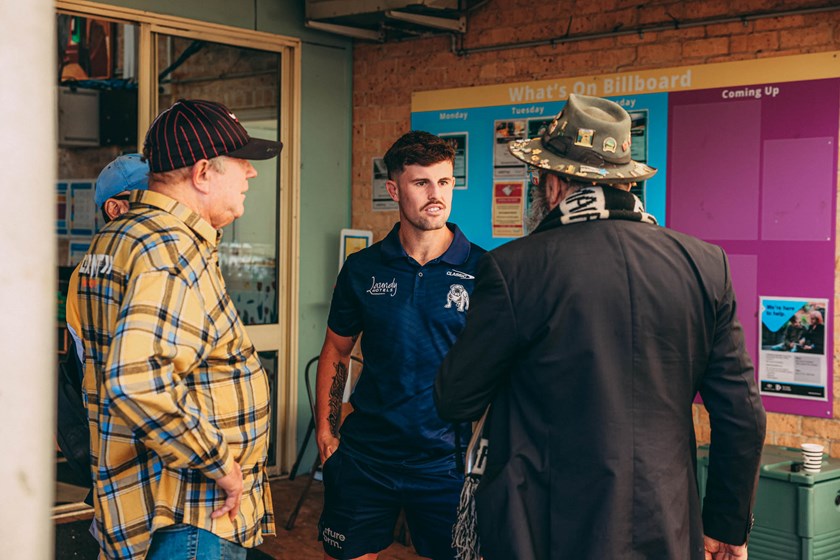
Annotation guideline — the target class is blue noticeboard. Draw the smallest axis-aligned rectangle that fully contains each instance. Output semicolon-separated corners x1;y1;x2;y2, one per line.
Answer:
411;93;669;251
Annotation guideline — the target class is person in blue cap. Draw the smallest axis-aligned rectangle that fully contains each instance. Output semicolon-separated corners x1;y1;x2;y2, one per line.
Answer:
57;153;150;545
67;153;149;364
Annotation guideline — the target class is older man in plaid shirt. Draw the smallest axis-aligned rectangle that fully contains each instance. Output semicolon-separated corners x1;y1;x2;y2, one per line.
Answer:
77;99;282;560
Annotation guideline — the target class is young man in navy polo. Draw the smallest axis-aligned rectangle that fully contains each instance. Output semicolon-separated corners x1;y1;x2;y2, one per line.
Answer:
316;131;485;560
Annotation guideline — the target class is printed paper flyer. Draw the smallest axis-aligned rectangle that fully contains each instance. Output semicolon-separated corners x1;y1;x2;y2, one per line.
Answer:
371;157;397;211
441;132;468;189
492;181;524;238
759;297;828;400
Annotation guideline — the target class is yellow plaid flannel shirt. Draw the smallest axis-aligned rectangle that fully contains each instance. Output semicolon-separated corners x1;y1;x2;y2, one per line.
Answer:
77;190;275;560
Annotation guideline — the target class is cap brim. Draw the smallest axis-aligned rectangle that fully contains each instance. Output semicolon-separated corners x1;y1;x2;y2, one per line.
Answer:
226;137;283;161
508;137;656;184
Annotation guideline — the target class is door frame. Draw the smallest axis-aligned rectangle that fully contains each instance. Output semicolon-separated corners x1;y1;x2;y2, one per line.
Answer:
55;0;301;484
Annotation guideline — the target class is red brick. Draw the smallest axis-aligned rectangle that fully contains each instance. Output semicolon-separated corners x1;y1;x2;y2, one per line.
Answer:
766;413;802;434
754;48;808;59
353;105;379;123
694;421;711;445
554;51;598;75
708;21;754;37
682;36;729;58
687;0;733;19
667;26;707;40
379;104;409;122
774;434;805;449
596;46;638;71
615;29;654;46
802;418;840;440
638;5;679;26
576;36;618;54
780;25;834;49
705;53;751;64
637;42;684;65
575;0;619;16
754;15;807;32
730;30;779;53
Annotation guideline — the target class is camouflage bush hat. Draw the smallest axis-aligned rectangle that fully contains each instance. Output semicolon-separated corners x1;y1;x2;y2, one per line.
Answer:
508;93;656;184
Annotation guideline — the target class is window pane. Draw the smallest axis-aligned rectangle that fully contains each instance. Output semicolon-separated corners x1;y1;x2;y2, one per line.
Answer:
56;15;141;508
258;351;279;467
156;36;281;325
57;15;140;265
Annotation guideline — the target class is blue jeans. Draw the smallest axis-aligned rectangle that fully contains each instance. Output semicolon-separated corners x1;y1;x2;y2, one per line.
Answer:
146;523;247;560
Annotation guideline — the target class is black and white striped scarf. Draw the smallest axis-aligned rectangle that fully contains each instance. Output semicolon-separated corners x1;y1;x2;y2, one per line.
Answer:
534;185;658;232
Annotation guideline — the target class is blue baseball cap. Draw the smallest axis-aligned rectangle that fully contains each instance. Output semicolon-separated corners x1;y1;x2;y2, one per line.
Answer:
94;153;149;208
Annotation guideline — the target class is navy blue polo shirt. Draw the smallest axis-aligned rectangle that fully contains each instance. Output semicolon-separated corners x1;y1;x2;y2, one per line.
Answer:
328;222;485;470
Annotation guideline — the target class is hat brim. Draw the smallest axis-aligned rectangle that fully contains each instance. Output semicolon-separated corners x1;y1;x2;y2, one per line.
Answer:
226;137;283;161
508;137;656;184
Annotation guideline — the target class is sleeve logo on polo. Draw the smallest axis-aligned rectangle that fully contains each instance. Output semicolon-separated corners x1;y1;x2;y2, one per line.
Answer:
366;276;398;297
444;284;469;312
79;253;114;277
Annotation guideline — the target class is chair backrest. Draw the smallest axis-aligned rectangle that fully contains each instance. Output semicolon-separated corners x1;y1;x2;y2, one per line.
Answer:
303;355;363;420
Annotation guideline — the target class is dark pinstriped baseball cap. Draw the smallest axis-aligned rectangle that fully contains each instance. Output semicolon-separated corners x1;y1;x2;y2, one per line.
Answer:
143;99;282;172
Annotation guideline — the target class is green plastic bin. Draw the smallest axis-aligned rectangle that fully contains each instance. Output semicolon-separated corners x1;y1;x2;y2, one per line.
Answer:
697;444;840;560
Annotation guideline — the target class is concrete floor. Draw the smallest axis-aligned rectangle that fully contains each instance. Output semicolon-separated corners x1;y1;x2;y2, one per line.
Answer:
55;475;424;560
257;475;422;559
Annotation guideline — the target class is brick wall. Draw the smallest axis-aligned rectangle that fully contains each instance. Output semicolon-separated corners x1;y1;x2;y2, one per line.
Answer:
351;0;840;456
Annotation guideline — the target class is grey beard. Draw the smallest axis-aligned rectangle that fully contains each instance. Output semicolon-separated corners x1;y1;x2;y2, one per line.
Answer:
524;187;550;235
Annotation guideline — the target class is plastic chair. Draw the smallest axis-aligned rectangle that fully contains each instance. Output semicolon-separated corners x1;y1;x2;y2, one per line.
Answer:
285;354;363;530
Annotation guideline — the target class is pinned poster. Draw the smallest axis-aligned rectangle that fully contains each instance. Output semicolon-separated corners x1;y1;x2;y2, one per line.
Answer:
372;157;396;211
339;228;372;272
440;132;468;189
759;297;828;402
69;181;96;236
493;119;526;178
492;181;524;238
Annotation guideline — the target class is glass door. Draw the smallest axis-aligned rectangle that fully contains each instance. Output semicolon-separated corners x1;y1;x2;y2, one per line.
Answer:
54;6;302;512
55;12;142;517
155;34;283;466
152;32;296;475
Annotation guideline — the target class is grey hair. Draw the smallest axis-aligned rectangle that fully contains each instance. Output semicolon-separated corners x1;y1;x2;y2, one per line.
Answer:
149;156;227;186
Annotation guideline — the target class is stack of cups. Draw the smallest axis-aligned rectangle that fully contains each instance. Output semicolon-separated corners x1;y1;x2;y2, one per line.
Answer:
801;443;824;474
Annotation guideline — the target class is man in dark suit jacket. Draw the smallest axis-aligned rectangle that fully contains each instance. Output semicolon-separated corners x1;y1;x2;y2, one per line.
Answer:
435;94;766;560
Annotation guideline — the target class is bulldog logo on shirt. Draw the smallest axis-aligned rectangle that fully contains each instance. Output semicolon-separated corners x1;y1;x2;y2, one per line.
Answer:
445;284;469;312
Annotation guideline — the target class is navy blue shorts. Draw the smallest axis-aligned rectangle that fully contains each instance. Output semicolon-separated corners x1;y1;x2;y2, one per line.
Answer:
318;447;463;560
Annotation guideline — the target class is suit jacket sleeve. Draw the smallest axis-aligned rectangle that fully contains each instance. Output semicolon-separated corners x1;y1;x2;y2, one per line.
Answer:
435;251;518;422
698;249;767;545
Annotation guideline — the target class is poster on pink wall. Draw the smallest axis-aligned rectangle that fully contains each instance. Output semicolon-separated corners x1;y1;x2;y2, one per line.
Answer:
413;52;840;418
668;78;839;418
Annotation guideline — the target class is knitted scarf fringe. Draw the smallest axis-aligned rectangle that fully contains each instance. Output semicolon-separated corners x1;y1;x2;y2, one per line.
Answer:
452;474;482;560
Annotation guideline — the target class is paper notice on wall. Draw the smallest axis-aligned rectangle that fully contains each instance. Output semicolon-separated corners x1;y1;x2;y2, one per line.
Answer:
493;119;526;178
492;181;524;238
372;157;397;211
441;132;468;189
758;296;828;401
69;181;96;235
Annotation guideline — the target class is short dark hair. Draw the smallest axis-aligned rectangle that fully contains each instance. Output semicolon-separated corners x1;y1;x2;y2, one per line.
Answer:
383;131;455;180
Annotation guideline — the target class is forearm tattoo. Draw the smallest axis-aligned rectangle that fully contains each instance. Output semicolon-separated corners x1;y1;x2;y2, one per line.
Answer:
327;361;349;436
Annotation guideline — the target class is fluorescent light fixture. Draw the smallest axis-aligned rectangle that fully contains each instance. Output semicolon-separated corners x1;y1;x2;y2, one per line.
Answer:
305;20;384;41
384;10;465;32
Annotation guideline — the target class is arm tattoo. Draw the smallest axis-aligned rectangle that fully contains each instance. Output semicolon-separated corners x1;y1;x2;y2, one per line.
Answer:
327;361;349;436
